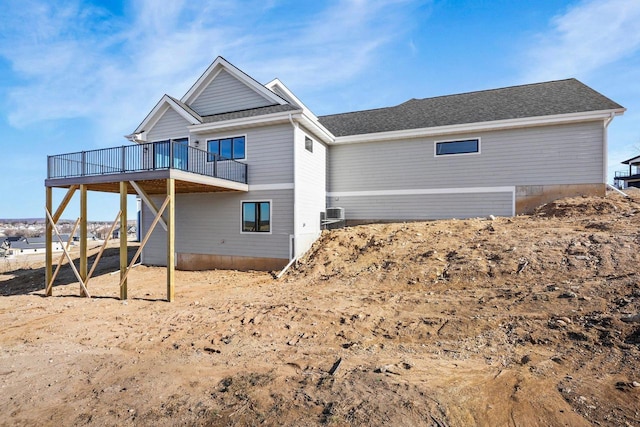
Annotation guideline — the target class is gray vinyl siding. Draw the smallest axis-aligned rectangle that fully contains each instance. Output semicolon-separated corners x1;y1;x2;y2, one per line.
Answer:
329;192;513;220
141;189;294;266
199;124;294;185
328;122;604;192
146;108;191;141
190;69;274;116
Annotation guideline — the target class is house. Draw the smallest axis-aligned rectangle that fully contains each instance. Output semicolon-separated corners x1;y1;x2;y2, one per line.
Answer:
7;237;62;255
112;226;136;239
44;57;624;300
614;154;640;189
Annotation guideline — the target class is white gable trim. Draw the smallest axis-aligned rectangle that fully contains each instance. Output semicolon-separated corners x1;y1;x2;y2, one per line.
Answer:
130;95;201;140
265;79;335;144
266;79;308;111
181;57;287;107
331;109;625;145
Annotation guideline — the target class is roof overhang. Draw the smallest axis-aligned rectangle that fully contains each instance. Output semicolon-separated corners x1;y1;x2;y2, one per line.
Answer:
331;108;626;145
265;79;335;144
297;113;335;144
188;110;303;134
187;109;335;145
129;95;203;141
622;154;640;165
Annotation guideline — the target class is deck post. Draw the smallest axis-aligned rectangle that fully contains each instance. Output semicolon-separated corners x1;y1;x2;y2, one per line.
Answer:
120;181;128;300
45;187;53;296
80;184;88;296
167;178;175;302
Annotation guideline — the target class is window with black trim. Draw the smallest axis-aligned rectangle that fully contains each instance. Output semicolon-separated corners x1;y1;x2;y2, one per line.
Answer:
242;201;270;232
435;139;479;156
207;136;245;161
305;136;313;153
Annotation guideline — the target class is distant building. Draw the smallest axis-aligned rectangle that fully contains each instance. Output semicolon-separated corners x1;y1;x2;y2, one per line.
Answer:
614;154;640;189
6;238;62;255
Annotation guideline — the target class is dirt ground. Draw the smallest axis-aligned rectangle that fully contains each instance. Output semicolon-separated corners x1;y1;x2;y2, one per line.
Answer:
1;190;640;426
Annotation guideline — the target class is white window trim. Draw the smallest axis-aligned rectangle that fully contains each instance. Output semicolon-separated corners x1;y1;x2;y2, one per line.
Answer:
434;137;481;157
304;135;314;153
240;199;272;235
206;133;248;162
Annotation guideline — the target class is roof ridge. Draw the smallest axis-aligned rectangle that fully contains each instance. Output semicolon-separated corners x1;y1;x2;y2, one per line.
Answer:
320;78;580;119
405;78;579;104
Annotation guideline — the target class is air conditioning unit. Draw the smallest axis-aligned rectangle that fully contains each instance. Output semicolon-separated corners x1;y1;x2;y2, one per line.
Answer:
326;207;345;221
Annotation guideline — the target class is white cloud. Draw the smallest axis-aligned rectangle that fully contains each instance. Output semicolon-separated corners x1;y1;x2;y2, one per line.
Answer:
523;0;640;82
0;0;425;145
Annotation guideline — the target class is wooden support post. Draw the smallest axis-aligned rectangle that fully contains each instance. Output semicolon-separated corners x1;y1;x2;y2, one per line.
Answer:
118;196;170;290
45;210;90;297
79;184;88;297
45;187;53;296
120;181;128;300
166;178;175;302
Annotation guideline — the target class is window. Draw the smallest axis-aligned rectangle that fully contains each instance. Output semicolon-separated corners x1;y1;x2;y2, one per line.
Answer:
305;136;313;153
207;136;245;161
435;139;480;156
242;201;271;233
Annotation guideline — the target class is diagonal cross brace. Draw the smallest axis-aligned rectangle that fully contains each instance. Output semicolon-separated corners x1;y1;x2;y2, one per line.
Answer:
118;195;171;290
130;181;168;232
85;210;121;288
45;208;91;298
46;217;80;295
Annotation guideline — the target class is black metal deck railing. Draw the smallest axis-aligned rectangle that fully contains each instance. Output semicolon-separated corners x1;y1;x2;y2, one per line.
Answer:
47;141;247;184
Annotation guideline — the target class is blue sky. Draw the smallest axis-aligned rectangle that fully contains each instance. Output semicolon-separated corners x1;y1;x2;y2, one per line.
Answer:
1;0;639;220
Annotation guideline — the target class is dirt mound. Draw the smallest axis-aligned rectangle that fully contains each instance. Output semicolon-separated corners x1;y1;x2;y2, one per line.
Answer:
288;193;640;289
1;193;640;426
534;192;639;218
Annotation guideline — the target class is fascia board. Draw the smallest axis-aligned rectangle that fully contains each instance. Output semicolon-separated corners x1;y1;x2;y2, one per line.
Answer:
181;58;224;103
262;80;335;143
134;95;202;138
332;109;626;145
181;57;287;107
297;114;335;144
132;96;170;135
266;79;310;111
165;97;201;125
187;110;304;134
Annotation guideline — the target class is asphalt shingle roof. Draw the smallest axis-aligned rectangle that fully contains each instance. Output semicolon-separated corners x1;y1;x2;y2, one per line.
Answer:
201;104;299;123
318;79;624;137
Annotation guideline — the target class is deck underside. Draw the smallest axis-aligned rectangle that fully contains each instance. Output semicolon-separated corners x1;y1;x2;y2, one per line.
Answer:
45;169;249;194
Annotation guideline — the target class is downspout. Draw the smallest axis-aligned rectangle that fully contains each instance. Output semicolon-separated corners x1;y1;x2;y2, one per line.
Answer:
288;113;298;262
602;112;616;186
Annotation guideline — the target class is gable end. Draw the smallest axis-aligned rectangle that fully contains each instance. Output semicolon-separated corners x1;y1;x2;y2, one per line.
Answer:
189;68;277;116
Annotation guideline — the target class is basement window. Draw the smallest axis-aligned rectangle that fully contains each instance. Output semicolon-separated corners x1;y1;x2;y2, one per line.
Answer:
305;136;313;153
435;139;480;156
242;201;271;233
